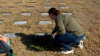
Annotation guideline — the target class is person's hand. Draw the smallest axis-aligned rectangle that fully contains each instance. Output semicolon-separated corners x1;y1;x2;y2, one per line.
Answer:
51;33;53;36
2;37;9;44
48;33;53;36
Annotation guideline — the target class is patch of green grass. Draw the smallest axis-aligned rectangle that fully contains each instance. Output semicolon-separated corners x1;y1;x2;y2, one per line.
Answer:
14;53;18;56
29;45;47;51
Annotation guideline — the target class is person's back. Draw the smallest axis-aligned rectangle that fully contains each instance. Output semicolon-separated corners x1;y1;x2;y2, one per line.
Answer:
56;14;84;37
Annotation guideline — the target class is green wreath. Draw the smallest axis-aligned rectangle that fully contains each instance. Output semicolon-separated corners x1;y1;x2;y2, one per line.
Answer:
29;33;54;51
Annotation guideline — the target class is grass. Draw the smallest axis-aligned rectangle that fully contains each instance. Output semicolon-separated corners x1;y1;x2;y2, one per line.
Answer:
15;2;22;4
14;53;18;56
0;12;2;15
0;0;100;56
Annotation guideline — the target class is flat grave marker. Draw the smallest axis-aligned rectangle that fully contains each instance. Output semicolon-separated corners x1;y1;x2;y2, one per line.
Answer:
43;7;51;9
39;21;52;25
59;2;67;4
62;13;73;15
60;6;69;9
41;13;49;16
44;2;51;4
1;13;11;15
34;33;45;38
21;13;31;15
26;7;34;9
35;33;44;36
3;33;18;38
10;7;17;9
13;21;27;25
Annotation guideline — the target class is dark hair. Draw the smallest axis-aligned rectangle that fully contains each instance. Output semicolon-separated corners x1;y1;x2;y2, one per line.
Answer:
48;8;60;15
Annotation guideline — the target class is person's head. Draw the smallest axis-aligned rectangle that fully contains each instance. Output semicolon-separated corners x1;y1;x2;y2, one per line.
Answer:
48;8;60;20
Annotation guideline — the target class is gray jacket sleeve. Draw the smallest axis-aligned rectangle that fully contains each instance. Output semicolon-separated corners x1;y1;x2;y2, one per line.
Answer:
55;18;66;35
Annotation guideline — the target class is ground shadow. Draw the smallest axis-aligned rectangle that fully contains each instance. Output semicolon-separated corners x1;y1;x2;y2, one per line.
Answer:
16;33;61;52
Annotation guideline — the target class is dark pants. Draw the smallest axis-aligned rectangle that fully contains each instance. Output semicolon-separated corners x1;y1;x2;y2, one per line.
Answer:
0;41;12;53
54;32;84;51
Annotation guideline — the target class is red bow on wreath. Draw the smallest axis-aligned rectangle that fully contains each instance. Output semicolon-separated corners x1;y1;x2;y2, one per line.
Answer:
38;36;46;44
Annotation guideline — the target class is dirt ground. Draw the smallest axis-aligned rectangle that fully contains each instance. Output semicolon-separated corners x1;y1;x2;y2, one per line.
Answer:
0;0;100;56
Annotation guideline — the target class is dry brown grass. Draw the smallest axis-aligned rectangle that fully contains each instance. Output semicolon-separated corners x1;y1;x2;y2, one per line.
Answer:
0;0;100;56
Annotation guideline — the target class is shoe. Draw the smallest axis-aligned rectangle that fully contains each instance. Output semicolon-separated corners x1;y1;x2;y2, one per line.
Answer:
78;40;83;49
61;49;74;54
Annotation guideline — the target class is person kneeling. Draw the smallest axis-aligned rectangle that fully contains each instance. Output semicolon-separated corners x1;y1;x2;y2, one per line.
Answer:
48;8;85;54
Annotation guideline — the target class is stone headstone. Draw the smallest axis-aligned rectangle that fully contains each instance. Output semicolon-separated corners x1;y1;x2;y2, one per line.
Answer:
43;7;51;9
1;13;11;15
60;6;69;9
41;13;49;16
13;21;27;25
0;7;1;9
62;13;73;15
21;13;31;15
39;21;52;25
3;33;18;38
